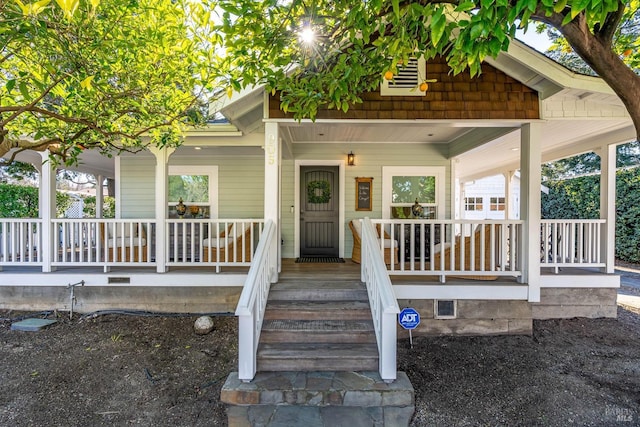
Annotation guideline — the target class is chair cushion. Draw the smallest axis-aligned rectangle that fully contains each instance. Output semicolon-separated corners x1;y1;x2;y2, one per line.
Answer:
202;237;232;248
350;220;362;237
106;224;142;238
381;239;397;249
107;237;146;247
433;242;452;254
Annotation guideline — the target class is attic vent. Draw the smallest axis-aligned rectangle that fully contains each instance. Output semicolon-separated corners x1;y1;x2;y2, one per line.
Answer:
381;57;426;96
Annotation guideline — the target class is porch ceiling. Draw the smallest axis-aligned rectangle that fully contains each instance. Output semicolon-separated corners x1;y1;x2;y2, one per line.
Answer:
7;147;116;178
278;116;635;183
455;118;635;182
280;121;477;144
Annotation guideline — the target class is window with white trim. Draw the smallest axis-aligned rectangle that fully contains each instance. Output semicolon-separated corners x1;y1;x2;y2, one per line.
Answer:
490;197;506;211
382;167;445;219
465;197;483;211
168;166;218;219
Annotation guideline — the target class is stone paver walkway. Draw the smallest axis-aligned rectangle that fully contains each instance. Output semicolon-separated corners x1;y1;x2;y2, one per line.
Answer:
221;371;414;427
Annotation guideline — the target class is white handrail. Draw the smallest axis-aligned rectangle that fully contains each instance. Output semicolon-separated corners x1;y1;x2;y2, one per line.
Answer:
166;219;263;271
540;219;606;272
372;219;523;280
52;219;155;267
236;220;275;382
0;219;43;265
361;218;399;382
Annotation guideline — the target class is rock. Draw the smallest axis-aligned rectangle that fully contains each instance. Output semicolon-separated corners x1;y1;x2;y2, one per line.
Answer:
194;316;215;335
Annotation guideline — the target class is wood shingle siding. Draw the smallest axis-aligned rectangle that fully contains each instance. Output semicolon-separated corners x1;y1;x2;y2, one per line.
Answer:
269;56;540;120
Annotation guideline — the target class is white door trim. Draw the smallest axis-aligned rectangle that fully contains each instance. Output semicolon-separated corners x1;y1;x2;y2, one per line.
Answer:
294;160;345;258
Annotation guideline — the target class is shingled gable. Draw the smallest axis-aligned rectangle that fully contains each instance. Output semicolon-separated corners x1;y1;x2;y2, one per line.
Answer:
268;55;540;121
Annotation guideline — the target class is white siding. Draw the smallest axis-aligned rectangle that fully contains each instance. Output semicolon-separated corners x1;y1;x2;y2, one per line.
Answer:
284;143;451;259
119;152;264;220
120;155;156;218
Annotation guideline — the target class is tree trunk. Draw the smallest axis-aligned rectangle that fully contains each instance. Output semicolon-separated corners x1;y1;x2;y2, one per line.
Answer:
559;17;640;141
106;178;115;197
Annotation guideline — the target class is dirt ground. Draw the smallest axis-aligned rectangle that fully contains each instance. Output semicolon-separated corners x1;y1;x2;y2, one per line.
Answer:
1;294;639;426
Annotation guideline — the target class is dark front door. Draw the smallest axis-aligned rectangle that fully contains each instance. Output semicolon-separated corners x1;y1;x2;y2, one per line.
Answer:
300;166;339;257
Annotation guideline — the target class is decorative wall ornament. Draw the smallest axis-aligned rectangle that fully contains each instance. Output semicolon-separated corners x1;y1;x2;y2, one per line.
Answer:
307;180;332;204
412;198;424;218
176;198;187;218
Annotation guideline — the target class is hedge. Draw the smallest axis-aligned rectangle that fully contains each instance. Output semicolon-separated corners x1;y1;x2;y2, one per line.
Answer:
542;167;640;263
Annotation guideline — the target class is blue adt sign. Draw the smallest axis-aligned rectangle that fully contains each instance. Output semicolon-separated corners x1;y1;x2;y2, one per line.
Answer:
398;307;420;330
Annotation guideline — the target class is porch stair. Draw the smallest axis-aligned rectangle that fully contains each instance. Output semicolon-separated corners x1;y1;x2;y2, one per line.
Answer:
258;278;378;372
222;275;415;426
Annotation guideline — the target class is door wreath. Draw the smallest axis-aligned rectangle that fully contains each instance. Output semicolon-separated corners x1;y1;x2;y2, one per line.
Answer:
307;180;332;204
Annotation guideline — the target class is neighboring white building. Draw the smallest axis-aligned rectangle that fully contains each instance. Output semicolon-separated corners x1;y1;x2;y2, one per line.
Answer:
461;174;515;220
458;173;549;220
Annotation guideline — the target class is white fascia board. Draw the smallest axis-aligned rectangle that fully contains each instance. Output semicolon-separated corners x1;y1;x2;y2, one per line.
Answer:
393;284;529;300
210;84;266;117
487;40;615;97
448;127;521;158
182;132;265;147
184;124;242;137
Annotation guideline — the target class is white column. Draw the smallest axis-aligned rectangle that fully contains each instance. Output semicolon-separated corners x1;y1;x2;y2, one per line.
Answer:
451;159;458;219
504;171;515;220
264;122;281;281
598;144;616;274
149;146;175;273
114;157;121;219
457;181;464;219
39;151;56;272
519;124;542;302
96;174;104;218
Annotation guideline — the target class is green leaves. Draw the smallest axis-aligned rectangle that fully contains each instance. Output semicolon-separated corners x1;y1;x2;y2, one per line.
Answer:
54;0;79;20
1;0;220;161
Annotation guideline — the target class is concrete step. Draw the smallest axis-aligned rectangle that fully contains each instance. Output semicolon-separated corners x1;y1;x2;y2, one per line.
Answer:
264;300;372;321
222;371;415;426
260;319;376;344
257;343;379;371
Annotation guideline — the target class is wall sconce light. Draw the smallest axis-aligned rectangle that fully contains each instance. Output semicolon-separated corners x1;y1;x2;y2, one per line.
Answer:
347;151;355;166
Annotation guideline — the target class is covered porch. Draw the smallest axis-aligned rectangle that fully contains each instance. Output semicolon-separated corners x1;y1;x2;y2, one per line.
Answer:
0;41;629;383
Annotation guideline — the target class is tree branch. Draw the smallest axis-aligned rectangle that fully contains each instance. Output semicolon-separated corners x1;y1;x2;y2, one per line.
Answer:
595;1;626;44
0;74;67;127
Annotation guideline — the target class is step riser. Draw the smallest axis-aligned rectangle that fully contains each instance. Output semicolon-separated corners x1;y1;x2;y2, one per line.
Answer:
269;289;368;301
258;358;379;372
264;309;371;321
260;331;376;344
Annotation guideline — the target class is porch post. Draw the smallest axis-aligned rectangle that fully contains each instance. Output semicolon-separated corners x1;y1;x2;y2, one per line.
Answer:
504;171;515;220
451;159;459;219
96;174;104;218
149;146;175;273
39;151;56;272
519;123;541;302
598;144;616;274
264;122;280;281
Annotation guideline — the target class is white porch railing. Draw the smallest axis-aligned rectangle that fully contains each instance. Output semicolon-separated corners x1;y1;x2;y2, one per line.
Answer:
236;220;275;382
372;219;523;281
166;219;264;272
2;218;264;271
361;218;400;382
0;219;43;265
540;219;606;273
53;219;155;266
